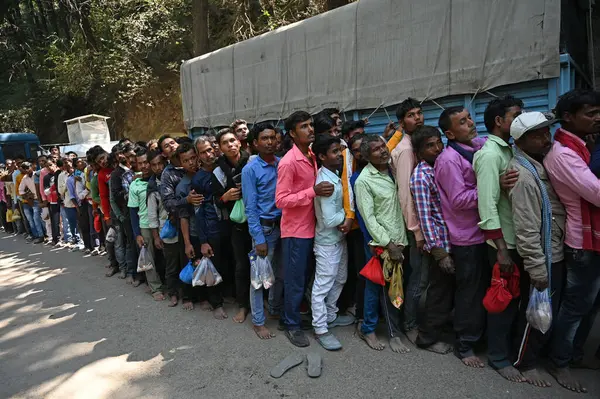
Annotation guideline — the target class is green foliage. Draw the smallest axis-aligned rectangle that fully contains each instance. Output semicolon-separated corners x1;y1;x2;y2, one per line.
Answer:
0;0;351;142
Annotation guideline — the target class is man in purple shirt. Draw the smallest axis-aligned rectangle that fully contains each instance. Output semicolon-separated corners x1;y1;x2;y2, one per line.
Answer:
543;89;600;393
435;107;488;368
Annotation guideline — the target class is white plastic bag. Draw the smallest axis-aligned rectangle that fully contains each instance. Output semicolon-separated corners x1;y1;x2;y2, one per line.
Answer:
258;256;275;289
137;247;154;272
249;251;262;289
203;257;222;287
192;259;206;287
105;226;117;243
192;257;222;287
526;287;552;334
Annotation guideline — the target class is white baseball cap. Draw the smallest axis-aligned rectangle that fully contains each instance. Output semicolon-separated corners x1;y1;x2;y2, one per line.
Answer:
510;111;555;141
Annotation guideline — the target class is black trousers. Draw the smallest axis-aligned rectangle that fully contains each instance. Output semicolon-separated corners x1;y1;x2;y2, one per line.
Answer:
77;202;92;250
513;260;565;370
163;240;186;297
49;204;61;243
487;248;526;370
231;222;252;309
0;201;11;232
338;229;366;319
453;243;489;358
416;253;454;348
190;236;235;309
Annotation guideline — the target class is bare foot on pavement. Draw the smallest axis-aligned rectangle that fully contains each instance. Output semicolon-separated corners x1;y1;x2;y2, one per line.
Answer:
461;356;485;368
233;308;248;323
359;331;385;351
389;336;410;354
521;369;552;388
254;325;275;339
497;366;526;383
548;366;587;393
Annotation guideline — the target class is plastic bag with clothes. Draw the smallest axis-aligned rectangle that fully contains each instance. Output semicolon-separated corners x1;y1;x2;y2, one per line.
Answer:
526;287;552;334
258;256;275;289
192;257;223;287
160;220;177;240
249;251;262;289
137;246;154;273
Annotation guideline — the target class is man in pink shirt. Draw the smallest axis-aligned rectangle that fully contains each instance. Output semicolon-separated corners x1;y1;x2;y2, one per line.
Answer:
543;89;600;393
390;98;425;343
275;111;334;347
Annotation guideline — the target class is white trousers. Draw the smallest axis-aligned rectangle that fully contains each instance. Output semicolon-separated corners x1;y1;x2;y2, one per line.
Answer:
311;240;348;334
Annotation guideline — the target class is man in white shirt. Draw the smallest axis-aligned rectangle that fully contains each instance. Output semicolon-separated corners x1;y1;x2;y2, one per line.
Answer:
57;159;75;244
18;162;44;243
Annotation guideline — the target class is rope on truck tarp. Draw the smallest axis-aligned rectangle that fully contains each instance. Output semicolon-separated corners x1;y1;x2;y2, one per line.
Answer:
429;98;445;111
467;87;481;107
365;102;385;121
383;107;393;123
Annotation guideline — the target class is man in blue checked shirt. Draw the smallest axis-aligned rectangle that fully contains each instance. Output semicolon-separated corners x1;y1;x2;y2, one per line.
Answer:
409;125;454;356
242;122;284;340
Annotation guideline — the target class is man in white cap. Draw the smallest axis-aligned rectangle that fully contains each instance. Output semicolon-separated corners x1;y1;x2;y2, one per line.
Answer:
507;111;566;388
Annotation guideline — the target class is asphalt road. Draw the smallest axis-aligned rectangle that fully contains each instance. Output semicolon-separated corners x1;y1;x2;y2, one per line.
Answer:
0;233;598;399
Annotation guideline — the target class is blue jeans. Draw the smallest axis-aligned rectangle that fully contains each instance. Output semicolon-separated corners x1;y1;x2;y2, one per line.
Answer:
23;203;44;238
549;247;600;368
60;205;72;241
63;207;80;242
114;218;137;276
33;202;45;237
250;224;284;326
361;279;380;334
282;237;313;330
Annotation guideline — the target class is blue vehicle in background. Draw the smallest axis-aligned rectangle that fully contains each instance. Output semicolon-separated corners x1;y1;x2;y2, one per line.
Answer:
0;133;43;163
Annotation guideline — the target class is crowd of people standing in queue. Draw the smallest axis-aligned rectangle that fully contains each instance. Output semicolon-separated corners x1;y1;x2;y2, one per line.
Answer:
0;89;599;394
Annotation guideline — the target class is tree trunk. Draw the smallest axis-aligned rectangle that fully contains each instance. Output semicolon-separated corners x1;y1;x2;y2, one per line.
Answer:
43;0;62;37
34;0;50;34
326;0;348;11
57;0;72;42
192;0;209;56
247;0;262;24
77;0;98;50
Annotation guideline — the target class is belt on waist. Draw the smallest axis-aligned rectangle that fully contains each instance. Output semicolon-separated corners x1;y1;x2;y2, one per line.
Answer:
260;218;280;227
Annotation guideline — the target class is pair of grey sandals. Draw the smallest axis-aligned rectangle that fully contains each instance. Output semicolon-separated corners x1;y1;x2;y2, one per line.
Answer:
270;352;322;378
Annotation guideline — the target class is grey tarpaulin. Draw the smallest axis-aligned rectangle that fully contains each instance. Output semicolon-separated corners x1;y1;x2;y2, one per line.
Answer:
180;0;560;130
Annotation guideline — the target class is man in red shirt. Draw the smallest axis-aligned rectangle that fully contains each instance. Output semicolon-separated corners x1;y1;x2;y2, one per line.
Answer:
95;149;119;276
275;111;334;347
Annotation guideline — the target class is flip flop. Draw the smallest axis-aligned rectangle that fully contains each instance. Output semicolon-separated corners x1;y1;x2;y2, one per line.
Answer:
270;353;304;378
306;352;322;378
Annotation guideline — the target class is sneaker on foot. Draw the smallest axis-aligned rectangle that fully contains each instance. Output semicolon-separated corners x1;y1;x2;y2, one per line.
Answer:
285;330;309;347
90;248;100;256
315;332;342;351
33;237;44;244
328;314;356;328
